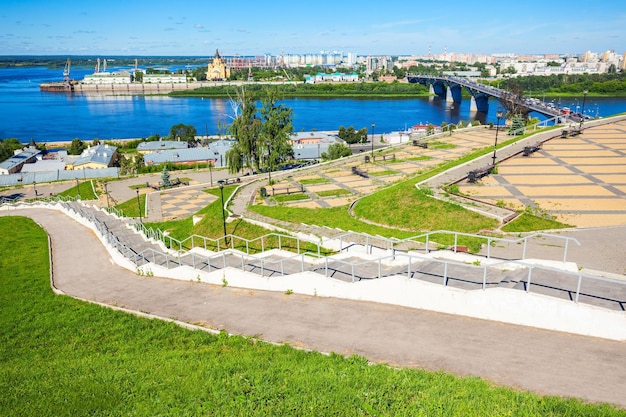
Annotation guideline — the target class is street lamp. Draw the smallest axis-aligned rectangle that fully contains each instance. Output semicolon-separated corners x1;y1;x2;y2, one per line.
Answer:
579;90;588;131
218;180;228;245
209;160;214;187
104;181;110;208
491;111;503;167
136;189;142;224
33;181;37;198
370;122;375;157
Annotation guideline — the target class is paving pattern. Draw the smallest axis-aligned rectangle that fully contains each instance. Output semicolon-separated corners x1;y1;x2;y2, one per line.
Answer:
159;188;217;220
457;120;626;227
254;128;506;209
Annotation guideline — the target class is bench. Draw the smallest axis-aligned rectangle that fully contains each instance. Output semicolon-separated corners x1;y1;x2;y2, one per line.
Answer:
260;183;305;197
145;178;190;191
351;166;369;178
372;153;395;162
221;177;241;185
412;140;428;148
561;128;581;138
467;165;494;183
523;142;542;156
146;181;160;191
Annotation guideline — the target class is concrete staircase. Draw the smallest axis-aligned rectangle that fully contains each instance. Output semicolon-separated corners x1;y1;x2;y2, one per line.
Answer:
60;201;626;312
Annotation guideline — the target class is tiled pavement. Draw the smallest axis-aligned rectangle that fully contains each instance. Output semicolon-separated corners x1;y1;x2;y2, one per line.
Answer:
457;119;626;228
159;188;217;220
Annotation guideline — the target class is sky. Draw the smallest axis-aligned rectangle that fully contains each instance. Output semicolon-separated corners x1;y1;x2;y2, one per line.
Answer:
1;0;625;57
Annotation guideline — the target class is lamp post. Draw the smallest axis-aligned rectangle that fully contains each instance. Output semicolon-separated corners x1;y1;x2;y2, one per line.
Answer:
370;122;375;157
104;181;110;208
579;90;588;131
218;180;227;244
491;111;503;167
136;189;142;224
33;181;37;198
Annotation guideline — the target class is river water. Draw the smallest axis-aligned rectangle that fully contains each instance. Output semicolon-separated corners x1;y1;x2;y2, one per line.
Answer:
1;66;625;142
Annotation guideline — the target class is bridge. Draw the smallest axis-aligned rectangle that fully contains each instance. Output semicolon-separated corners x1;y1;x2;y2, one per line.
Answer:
407;75;574;121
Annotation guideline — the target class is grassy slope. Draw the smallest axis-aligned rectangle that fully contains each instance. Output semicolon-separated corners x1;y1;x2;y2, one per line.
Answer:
1;216;624;416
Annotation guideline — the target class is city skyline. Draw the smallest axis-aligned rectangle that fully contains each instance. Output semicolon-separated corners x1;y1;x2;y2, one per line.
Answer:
1;0;624;57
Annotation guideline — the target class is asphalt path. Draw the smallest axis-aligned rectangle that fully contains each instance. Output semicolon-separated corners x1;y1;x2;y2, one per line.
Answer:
3;208;626;408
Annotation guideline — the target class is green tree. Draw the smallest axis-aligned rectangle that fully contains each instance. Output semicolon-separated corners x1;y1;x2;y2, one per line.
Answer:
134;153;145;172
338;126;358;145
338;126;368;145
226;87;262;174
161;166;171;188
118;155;132;175
0;138;23;162
68;139;86;155
259;88;294;183
392;66;406;79
509;115;525;135
169;123;198;147
133;71;144;83
321;143;351;161
192;67;207;81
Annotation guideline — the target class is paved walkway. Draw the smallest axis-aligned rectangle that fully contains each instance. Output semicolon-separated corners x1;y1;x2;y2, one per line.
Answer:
3;208;625;407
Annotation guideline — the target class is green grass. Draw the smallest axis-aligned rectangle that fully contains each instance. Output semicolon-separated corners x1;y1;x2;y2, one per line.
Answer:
250;205;421;239
502;213;573;233
272;193;309;203
407;155;433;161
251;129;561;250
316;188;351;198
298;177;330;185
114;192;146;218
427;141;457;150
2;216;625;416
57;179;98;200
144;186;328;255
369;170;398;177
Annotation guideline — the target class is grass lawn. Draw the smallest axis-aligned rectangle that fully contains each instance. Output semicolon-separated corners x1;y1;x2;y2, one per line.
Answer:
114;192;146;218
272;193;310;203
57;179;98;200
298;177;330;185
316;188;352;198
144;186;328;255
247;128;568;250
1;216;624;416
369;170;398;177
502;212;573;233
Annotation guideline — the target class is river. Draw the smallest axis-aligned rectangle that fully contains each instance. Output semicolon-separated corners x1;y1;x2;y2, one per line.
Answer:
1;66;625;142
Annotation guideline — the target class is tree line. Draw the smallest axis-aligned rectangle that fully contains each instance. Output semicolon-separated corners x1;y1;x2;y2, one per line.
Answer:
496;72;626;96
171;82;429;98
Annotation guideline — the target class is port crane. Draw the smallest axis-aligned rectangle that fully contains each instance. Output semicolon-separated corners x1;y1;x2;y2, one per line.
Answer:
63;58;71;82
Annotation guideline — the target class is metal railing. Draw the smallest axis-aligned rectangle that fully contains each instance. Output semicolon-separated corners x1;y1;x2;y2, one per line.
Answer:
8;200;625;312
329;229;580;263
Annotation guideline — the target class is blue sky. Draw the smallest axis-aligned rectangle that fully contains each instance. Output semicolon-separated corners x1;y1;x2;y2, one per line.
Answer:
1;0;624;56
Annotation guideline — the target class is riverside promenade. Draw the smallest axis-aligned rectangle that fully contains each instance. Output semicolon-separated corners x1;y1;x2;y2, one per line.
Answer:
3;117;626;407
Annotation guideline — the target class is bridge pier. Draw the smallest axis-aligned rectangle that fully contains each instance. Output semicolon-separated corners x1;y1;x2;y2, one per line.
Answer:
472;93;490;113
432;81;447;100
449;84;463;103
